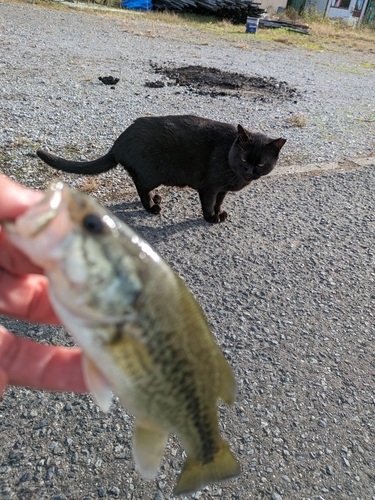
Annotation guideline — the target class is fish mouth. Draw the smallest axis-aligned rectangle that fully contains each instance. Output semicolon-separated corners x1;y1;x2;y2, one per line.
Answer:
29;182;67;236
2;181;75;271
9;181;68;238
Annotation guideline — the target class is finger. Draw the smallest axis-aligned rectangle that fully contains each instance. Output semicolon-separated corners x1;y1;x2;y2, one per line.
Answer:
0;175;42;220
0;326;87;394
0;270;60;324
0;368;7;397
0;229;44;276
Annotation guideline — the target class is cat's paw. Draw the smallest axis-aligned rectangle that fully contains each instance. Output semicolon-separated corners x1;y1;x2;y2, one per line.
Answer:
153;194;162;205
218;211;228;222
148;204;162;215
204;214;220;223
204;211;228;223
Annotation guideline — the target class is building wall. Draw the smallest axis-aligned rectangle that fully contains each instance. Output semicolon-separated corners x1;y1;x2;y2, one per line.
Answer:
258;0;288;13
305;0;329;12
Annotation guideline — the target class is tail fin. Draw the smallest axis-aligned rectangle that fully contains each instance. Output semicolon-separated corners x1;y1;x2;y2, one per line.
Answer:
174;440;240;495
36;149;117;175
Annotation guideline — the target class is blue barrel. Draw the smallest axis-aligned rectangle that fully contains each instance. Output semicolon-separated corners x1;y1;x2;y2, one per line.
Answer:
121;0;152;9
246;17;259;34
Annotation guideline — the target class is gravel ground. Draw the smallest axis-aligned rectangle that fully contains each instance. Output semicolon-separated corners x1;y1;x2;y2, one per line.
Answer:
1;2;375;499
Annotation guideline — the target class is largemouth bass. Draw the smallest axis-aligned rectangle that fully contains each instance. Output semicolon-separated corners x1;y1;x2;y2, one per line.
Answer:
4;181;240;494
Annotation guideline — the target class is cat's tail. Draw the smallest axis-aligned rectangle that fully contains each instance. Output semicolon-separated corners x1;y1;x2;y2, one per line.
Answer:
36;149;118;175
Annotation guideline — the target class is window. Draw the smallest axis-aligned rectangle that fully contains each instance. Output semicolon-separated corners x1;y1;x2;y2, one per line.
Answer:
332;0;351;7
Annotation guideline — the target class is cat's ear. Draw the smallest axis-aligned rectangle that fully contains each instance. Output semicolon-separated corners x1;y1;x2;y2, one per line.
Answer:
237;124;250;140
268;138;287;151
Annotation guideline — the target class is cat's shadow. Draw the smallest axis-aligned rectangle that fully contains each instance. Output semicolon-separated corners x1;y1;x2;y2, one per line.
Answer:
109;200;207;244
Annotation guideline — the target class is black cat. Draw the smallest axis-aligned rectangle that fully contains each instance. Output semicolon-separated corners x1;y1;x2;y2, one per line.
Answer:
37;115;286;223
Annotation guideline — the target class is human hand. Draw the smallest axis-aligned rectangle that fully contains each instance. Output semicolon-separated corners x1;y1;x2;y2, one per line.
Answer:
0;174;87;396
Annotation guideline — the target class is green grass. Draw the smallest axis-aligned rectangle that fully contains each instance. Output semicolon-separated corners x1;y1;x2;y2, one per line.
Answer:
359;61;375;69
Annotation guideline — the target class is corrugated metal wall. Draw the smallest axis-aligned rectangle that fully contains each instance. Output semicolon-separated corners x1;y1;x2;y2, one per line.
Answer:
286;0;306;11
363;0;375;23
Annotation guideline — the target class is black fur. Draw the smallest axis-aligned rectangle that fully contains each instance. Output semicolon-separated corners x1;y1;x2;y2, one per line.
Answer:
37;115;286;223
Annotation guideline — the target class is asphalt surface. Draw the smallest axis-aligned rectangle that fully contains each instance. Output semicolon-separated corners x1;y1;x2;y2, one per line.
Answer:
1;162;375;500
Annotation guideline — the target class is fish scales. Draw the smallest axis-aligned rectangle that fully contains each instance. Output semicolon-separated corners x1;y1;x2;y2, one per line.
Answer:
107;261;224;455
4;181;240;494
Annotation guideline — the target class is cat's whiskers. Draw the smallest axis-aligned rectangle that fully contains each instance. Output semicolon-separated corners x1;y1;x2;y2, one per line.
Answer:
221;169;247;187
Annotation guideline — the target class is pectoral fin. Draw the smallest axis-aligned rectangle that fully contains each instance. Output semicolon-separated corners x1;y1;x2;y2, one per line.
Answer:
82;354;113;412
133;419;168;479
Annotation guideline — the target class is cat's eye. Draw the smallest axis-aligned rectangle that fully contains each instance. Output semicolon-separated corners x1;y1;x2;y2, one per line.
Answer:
83;214;104;234
258;163;265;167
241;158;247;163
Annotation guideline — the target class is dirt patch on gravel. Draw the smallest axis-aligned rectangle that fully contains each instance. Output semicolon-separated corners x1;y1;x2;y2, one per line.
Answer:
148;64;300;101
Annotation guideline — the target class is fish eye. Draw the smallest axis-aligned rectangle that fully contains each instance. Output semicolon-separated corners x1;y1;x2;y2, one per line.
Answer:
82;214;104;234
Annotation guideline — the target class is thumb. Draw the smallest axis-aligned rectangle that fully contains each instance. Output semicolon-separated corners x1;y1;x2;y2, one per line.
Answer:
0;175;42;221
